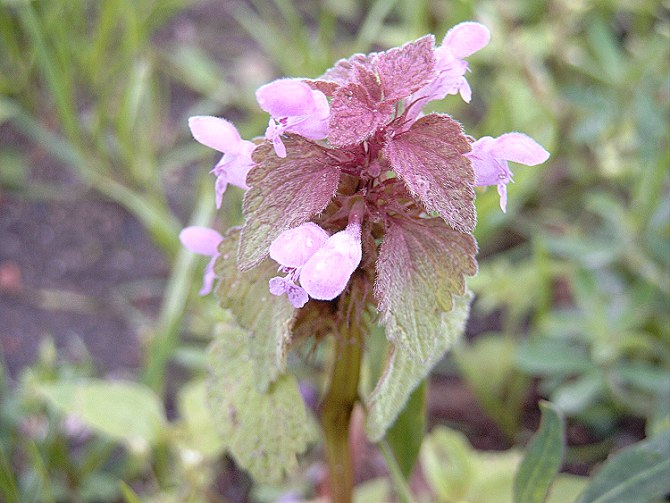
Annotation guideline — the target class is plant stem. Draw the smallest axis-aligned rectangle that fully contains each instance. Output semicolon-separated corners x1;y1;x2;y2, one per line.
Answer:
320;297;364;503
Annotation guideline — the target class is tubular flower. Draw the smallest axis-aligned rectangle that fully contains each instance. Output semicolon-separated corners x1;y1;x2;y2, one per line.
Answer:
179;226;224;295
405;22;490;120
466;133;550;212
256;79;330;158
188;116;255;208
268;220;362;307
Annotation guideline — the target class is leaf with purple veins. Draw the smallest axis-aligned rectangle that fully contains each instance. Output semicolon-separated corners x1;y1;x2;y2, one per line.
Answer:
328;83;394;147
384;113;476;233
374;217;477;363
320;53;374;87
373;35;436;102
239;136;341;270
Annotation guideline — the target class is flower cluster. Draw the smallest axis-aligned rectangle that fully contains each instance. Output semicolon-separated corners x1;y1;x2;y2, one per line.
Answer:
181;22;549;306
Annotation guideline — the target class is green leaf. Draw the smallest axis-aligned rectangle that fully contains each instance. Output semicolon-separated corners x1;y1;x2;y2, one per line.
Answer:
215;227;296;391
176;379;226;459
239;136;341;270
384;379;426;478
207;324;317;484
366;291;472;441
575;428;670;503
37;380;166;451
514;401;565;503
375;217;477;363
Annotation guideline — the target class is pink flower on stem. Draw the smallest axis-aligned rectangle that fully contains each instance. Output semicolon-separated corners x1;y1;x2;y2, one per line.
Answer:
179;226;224;295
268;220;362;308
466;132;550;212
256;79;330;158
406;22;489;119
188;116;256;208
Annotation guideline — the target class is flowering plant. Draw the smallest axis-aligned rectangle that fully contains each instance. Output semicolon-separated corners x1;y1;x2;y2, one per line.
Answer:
181;21;548;500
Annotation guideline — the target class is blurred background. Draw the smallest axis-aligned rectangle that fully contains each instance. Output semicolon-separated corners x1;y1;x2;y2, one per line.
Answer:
0;0;668;501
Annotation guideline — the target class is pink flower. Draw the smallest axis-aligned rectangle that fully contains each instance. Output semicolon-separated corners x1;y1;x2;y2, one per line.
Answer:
179;226;224;295
256;79;330;158
466;132;550;212
188;116;256;208
406;22;489;119
268;221;362;308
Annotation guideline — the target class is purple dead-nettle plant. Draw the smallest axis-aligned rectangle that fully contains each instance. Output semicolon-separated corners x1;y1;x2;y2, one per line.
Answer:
182;21;549;496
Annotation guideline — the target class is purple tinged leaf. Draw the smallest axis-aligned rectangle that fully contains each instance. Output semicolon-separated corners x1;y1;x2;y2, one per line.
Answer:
328;84;394;147
384;113;476;233
372;35;436;102
239;136;341;270
319;53;374;86
374;217;477;363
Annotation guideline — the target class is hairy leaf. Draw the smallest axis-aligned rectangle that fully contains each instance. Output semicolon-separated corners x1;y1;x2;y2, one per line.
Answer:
320;53;374;86
207;325;316;484
328;83;394;146
514;401;565;503
366;291;473;441
373;35;436;102
215;228;295;391
384;113;475;233
239;137;341;270
374;217;477;362
575;428;670;503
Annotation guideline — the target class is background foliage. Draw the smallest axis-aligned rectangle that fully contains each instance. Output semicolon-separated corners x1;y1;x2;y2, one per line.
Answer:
0;0;668;501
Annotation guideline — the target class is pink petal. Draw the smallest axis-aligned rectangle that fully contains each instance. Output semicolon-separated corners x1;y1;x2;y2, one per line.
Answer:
269;222;330;268
491;133;550;166
443;22;491;59
188;116;242;153
299;223;362;301
179;226;223;256
214;175;228;209
286;90;330;140
497;183;509;213
458;78;472;103
286;285;309;308
256;79;317;118
269;276;289;295
199;257;218;295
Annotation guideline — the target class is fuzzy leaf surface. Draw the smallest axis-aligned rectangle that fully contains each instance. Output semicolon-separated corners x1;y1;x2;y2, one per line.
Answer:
328;83;394;147
366;291;473;441
373;35;436;101
207;324;316;484
374;217;477;362
216;228;295;391
239;137;341;270
384;113;475;233
320;53;373;86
